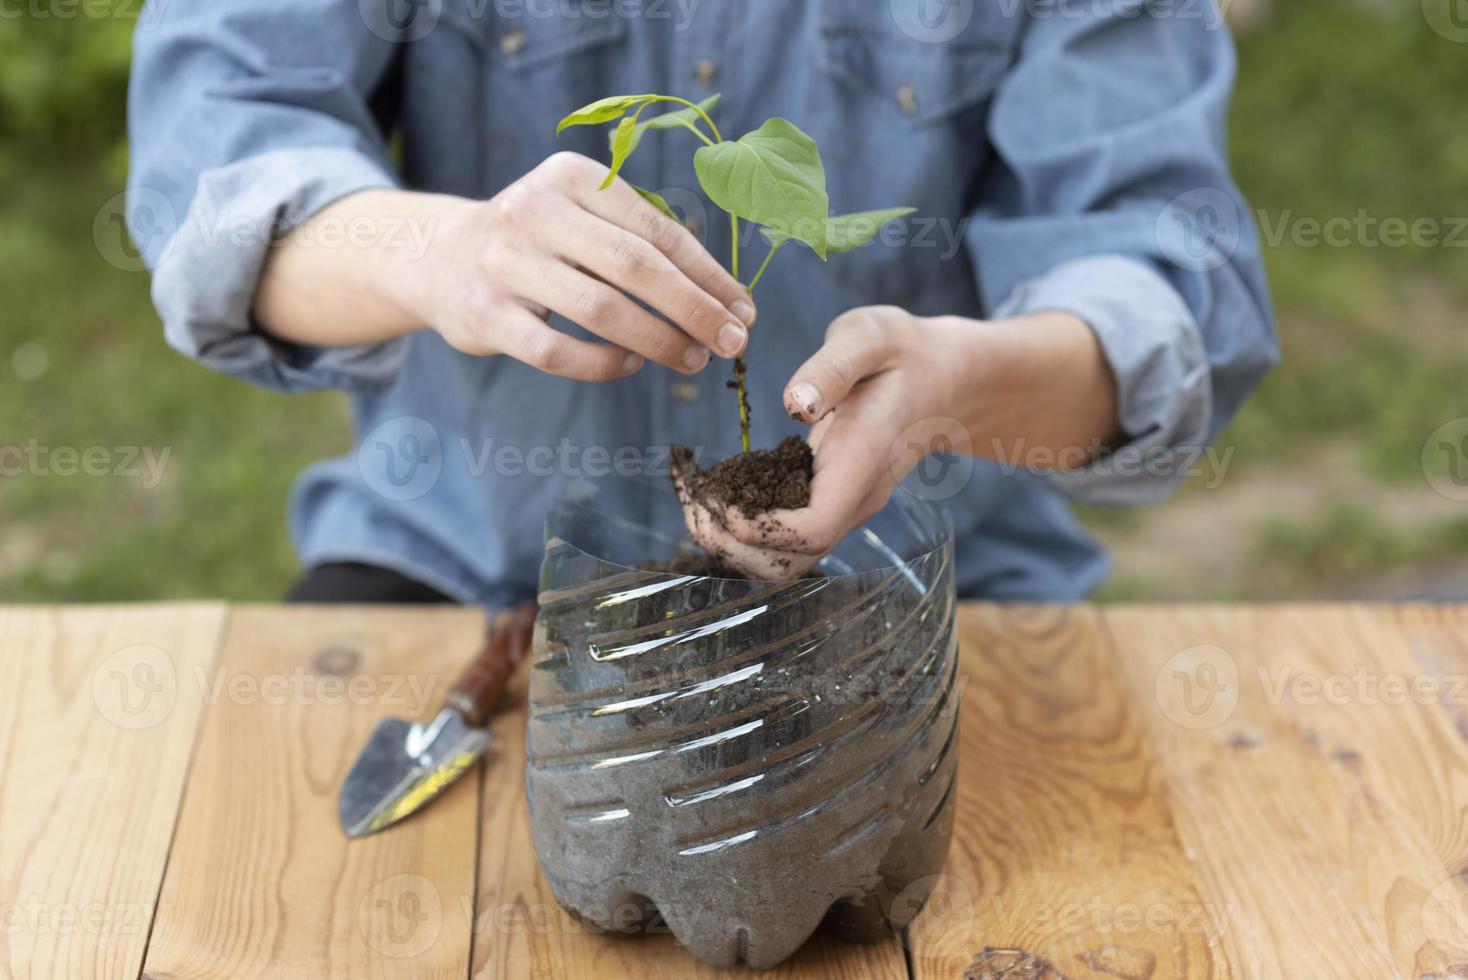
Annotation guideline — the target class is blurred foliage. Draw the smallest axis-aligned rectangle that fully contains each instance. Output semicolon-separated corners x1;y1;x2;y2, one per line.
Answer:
1230;0;1468;274
1223;0;1468;482
0;1;135;183
1255;504;1468;586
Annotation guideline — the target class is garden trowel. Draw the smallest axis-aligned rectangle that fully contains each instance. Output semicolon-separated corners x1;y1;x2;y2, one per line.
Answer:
338;603;537;838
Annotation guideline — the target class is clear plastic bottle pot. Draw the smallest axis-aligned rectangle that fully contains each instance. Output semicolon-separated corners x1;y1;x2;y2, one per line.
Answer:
527;477;959;970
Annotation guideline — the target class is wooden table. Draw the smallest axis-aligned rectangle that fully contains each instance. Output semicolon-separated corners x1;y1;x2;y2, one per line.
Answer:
6;604;1468;979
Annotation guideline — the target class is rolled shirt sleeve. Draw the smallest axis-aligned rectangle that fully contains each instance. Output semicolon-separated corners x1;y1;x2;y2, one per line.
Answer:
127;0;409;394
967;1;1279;505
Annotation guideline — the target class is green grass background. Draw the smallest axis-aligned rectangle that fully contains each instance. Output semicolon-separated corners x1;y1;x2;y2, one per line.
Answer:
3;0;1466;600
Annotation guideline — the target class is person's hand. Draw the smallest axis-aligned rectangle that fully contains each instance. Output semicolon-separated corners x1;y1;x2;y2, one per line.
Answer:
680;306;1121;579
253;154;756;380
412;152;756;380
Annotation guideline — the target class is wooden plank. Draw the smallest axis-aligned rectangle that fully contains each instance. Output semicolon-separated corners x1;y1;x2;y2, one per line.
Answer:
470;652;910;979
141;606;487;980
0;603;227;980
1101;605;1468;979
904;605;1232;980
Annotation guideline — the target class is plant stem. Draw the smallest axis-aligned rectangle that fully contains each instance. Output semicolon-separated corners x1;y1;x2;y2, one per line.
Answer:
732;355;751;455
727;212;752;453
649;96;722;143
746;240;785;293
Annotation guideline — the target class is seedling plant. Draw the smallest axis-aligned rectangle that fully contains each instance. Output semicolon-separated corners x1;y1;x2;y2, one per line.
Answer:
557;93;912;454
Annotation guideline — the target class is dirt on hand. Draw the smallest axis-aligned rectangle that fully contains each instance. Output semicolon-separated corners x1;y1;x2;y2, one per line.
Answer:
666;436;818;581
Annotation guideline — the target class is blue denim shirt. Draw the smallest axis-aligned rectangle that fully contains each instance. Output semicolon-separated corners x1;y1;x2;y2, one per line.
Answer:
127;0;1276;605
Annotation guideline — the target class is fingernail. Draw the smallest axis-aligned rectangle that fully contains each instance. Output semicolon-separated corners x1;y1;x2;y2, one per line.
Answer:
717;323;747;357
788;382;822;419
623;353;644;374
683;345;710;372
730;300;756;326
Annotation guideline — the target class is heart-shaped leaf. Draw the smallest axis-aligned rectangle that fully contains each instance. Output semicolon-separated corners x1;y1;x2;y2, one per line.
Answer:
694;118;830;258
556;94;656;134
610;94;721;158
761;207;917;254
630;184;678;220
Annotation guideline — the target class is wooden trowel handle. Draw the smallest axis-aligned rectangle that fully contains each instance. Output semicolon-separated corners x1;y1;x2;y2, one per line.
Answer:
445;603;538;727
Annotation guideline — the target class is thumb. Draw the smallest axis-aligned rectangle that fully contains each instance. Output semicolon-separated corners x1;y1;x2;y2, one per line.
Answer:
784;308;898;424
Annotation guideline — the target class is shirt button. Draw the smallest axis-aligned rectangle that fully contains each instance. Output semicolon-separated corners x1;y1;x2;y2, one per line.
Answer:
500;25;526;56
897;82;918;115
671;380;700;404
695;59;716;90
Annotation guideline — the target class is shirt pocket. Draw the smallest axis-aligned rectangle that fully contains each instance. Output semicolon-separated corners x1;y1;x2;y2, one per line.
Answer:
813;0;1018;125
437;1;628;70
792;0;1020;308
416;1;630;195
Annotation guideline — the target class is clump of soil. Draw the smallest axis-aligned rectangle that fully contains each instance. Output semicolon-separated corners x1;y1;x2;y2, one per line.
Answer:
671;436;813;516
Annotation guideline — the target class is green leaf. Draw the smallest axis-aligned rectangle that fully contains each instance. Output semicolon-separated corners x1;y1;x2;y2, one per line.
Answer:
694;118;830;259
601;114;640;189
761;207;917;254
556;94;655;134
631;185;677;220
611;93;721;157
